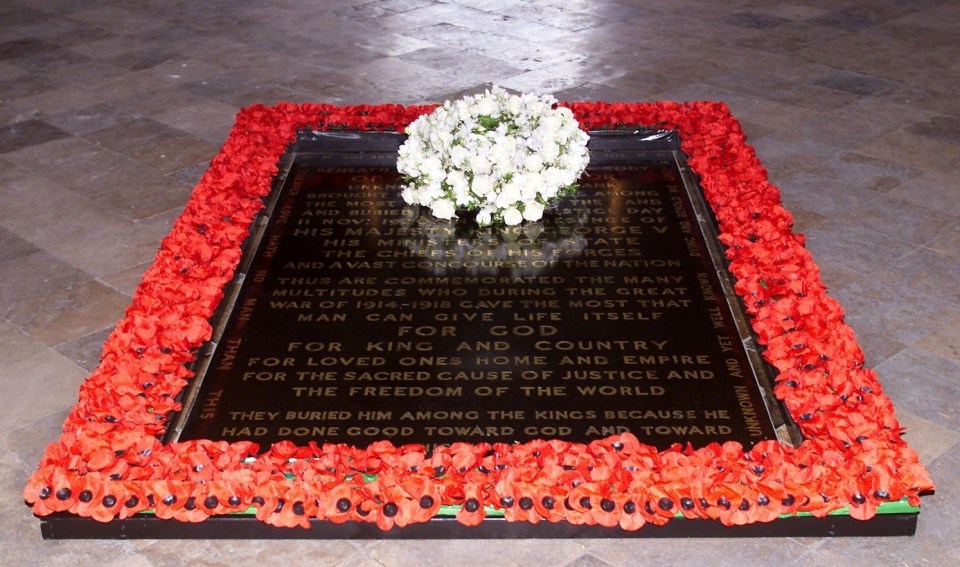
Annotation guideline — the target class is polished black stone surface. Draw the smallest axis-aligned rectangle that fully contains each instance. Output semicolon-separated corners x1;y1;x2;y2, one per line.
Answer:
171;132;790;451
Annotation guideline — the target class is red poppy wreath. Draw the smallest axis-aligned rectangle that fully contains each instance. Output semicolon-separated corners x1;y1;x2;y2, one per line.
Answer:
24;100;933;530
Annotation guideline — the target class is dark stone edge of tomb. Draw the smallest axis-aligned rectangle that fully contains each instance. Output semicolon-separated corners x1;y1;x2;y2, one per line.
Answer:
39;510;919;539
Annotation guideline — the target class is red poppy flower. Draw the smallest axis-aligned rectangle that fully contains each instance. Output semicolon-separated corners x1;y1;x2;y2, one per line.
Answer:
455;482;487;526
110;484;144;520
400;475;442;523
69;473;105;519
146;479;187;520
318;482;361;524
496;478;543;525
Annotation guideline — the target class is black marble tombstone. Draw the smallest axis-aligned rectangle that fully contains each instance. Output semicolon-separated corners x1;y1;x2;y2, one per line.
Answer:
168;130;797;453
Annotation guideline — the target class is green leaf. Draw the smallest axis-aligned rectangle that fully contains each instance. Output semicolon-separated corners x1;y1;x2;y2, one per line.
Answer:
478;115;500;130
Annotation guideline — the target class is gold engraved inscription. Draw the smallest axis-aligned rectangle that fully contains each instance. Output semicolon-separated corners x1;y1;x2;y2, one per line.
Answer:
180;161;775;449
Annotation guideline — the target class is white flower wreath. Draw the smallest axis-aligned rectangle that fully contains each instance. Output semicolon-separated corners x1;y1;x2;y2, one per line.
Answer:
397;88;590;226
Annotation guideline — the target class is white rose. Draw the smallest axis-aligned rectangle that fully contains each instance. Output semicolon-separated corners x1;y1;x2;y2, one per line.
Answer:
446;169;468;193
477;95;498;117
506;94;522;115
496;180;522;207
419;181;443;205
526;174;548;199
489;143;511;168
431;199;456;219
396;88;588;225
401;186;418;205
540;114;562;133
522;200;544;222
420;156;444;181
540;183;559;200
476;208;493;226
502;206;523;226
472;174;494;196
542;168;565;190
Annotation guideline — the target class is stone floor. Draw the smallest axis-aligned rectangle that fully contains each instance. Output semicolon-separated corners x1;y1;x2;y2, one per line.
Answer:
1;0;958;565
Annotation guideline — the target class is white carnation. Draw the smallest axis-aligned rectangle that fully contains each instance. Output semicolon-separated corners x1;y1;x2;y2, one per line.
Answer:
524;153;543;173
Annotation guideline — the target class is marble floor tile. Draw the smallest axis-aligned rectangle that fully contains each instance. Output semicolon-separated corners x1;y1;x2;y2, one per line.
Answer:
7;69;171;115
400;47;526;85
54;326;111;373
0;60;28;82
916;311;960;365
0;119;69;154
749;130;851;177
5;136;193;220
856;129;960;172
808;9;887;31
151;98;238;145
802;220;919;276
733;21;849;54
0;37;60;60
804;151;923;194
844;194;957;246
907;115;960;146
793;101;925;151
0;319;48;366
893;2;960;31
588;536;810;567
778;172;886;219
811;69;899;97
0;241;91;310
0;173;175;276
98;261;154;297
364;538;593;567
896;410;960;466
888;170;960;216
875;247;960;304
3;279;127;347
850;330;907;368
84;117;217;174
875;348;960;433
722;12;793;30
0;350;87;432
46;102;141;135
834;277;958;345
